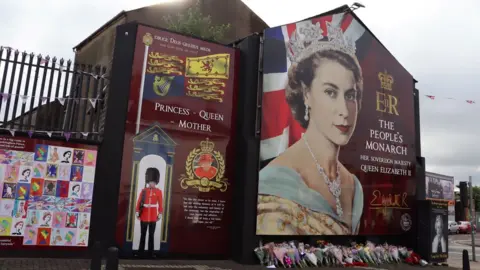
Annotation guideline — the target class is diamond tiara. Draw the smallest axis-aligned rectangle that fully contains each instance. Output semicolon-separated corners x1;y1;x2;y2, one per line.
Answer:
287;19;357;63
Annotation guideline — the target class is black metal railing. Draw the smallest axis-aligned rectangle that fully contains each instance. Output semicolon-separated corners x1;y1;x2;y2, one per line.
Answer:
0;46;107;141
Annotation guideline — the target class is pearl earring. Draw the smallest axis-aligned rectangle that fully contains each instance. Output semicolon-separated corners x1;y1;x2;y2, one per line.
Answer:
304;105;309;121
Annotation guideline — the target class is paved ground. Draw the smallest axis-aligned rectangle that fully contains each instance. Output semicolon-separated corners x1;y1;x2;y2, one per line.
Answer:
120;259;458;270
0;258;459;270
448;233;480;269
0;258;90;270
4;237;480;270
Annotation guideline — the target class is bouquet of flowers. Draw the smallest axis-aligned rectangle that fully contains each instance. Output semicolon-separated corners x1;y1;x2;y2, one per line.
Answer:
373;245;386;264
313;247;326;266
330;246;344;265
297;242;309;267
304;246;318;267
286;247;296;267
284;253;293;268
399;246;410;261
253;240;424;268
254;247;265;266
365;241;380;264
273;244;287;268
404;248;421;265
389;245;401;263
265;243;277;267
358;245;375;265
350;246;363;263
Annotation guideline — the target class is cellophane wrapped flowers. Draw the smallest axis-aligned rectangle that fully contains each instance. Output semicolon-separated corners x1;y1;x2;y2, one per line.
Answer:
254;240;424;268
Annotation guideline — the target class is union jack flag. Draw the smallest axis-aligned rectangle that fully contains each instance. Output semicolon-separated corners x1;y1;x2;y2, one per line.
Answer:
260;12;367;162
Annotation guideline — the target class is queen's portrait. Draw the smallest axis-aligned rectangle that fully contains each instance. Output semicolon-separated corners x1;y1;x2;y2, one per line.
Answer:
257;19;364;235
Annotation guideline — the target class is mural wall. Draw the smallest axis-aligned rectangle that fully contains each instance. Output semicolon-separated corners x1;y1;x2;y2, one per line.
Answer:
257;12;416;235
115;25;238;255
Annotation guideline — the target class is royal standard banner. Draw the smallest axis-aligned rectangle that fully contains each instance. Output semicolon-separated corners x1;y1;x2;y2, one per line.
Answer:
183;54;231;103
185;54;230;79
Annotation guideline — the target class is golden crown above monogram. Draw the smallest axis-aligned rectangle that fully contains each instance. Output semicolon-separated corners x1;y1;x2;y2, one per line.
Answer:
378;70;394;91
200;138;215;152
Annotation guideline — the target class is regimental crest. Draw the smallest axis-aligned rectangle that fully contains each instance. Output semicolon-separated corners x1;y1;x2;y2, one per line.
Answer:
143;33;153;46
179;138;228;192
287;17;357;63
378;70;394;91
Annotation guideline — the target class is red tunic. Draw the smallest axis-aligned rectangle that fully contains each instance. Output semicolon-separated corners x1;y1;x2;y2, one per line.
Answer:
194;167;217;179
136;187;163;222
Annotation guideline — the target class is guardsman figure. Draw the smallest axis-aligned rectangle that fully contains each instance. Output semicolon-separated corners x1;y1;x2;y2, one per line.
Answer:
136;167;163;258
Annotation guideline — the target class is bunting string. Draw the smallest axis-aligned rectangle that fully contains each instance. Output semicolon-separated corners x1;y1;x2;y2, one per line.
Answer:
0;128;100;141
0;93;102;109
422;94;476;104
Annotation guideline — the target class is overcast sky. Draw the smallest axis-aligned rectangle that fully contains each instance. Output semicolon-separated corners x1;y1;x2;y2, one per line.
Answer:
1;0;479;185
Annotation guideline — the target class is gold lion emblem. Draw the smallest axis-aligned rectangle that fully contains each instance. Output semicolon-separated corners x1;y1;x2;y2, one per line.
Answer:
179;138;228;192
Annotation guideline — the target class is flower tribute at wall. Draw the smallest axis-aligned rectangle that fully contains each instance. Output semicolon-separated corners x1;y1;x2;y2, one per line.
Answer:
254;240;426;268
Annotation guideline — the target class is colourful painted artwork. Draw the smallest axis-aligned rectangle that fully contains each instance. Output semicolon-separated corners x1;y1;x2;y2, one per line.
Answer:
12;200;27;219
70;165;83;182
23;228;37;245
0;143;97;247
72;150;84;165
34;145;48;162
15;183;30;200
55;181;69;198
63;229;76;246
52;212;66;228
0;200;14;216
11;218;25;236
80;183;93;200
84;150;97;167
2;183;16;199
45;164;58;179
0;150;13;164
36;227;51;245
32;162;46;178
57;165;71;181
0;217;12;236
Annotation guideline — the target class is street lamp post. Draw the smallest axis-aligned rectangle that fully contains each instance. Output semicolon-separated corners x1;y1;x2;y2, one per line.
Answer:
469;176;476;261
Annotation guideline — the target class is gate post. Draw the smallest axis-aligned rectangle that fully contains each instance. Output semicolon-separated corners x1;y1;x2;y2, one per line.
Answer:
91;22;139;251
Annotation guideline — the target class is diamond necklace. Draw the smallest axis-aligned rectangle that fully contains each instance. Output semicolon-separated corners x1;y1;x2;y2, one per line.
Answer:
303;136;343;218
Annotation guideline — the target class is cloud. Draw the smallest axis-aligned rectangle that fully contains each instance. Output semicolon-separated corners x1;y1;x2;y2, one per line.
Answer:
420;97;480;183
0;0;169;60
